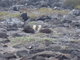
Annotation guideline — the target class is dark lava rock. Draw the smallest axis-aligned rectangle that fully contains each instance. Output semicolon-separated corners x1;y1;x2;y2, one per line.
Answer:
0;32;8;39
2;53;16;60
71;50;80;57
21;13;29;21
1;18;24;31
3;45;8;47
13;6;19;11
62;20;72;24
23;25;35;33
36;15;51;21
11;32;27;37
60;50;73;54
16;50;29;57
0;28;7;32
70;9;80;16
0;39;10;44
33;56;46;60
31;51;55;59
30;49;45;54
48;57;58;60
0;57;7;60
63;14;76;21
20;57;32;60
39;28;52;34
71;22;80;28
56;55;69;60
13;44;24;49
43;40;53;46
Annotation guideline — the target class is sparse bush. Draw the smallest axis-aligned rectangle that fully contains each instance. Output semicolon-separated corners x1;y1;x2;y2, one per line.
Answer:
63;0;80;9
39;28;52;34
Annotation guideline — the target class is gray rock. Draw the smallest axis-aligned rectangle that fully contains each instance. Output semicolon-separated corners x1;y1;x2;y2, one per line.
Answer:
36;15;51;21
21;13;29;21
39;28;52;34
12;33;26;37
1;53;16;60
34;56;45;60
1;18;24;31
0;28;7;39
0;32;8;39
30;49;45;54
0;57;7;60
0;39;10;44
70;9;80;16
63;14;76;21
23;25;35;33
16;50;29;57
20;57;32;60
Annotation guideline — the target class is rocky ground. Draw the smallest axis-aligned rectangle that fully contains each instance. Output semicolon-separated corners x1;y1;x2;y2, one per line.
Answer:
0;8;80;60
0;0;80;59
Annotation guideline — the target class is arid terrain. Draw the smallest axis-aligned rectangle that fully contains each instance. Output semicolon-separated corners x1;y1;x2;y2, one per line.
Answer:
0;0;80;60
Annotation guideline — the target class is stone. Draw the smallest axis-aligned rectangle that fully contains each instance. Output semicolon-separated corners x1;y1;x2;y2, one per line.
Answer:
36;15;51;21
70;9;80;16
1;18;24;31
0;57;7;60
34;56;45;60
0;39;10;44
30;49;45;54
2;53;16;60
56;55;69;60
20;57;32;60
0;32;8;39
16;50;29;57
48;57;58;60
39;28;52;34
23;25;35;33
21;13;29;21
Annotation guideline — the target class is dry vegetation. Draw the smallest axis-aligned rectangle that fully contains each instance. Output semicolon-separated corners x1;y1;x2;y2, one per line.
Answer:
64;0;80;9
27;8;69;18
0;8;69;20
10;36;55;46
0;11;20;20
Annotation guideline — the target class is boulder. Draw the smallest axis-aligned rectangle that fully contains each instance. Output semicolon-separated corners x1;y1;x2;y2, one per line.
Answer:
34;56;46;60
20;57;32;60
16;50;29;57
48;57;58;60
2;53;16;60
63;14;76;21
21;13;29;21
71;22;80;28
39;28;52;34
11;32;27;37
36;15;51;21
56;55;69;60
0;39;10;44
0;57;7;60
1;18;24;31
23;25;35;33
0;32;8;39
70;9;80;16
13;6;19;11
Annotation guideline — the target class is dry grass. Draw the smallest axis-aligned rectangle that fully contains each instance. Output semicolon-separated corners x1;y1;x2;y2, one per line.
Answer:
21;8;69;18
0;11;20;20
0;8;69;20
9;35;56;46
75;5;80;9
